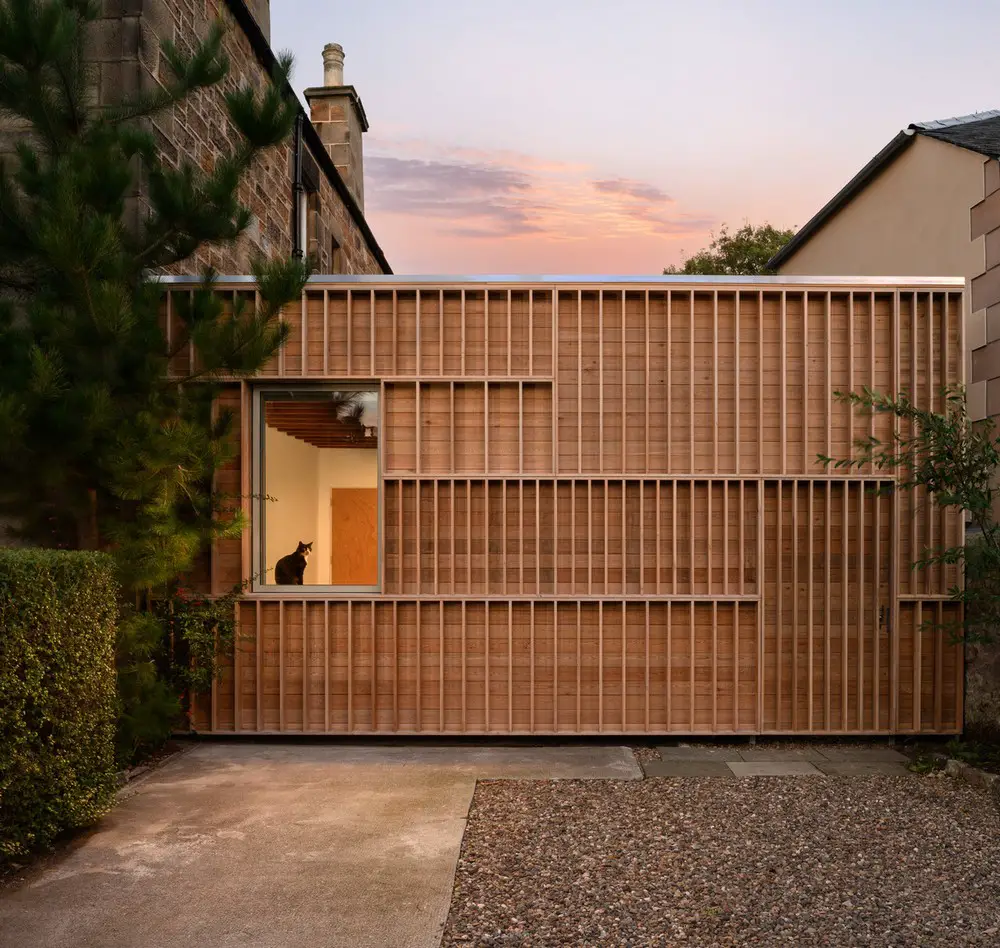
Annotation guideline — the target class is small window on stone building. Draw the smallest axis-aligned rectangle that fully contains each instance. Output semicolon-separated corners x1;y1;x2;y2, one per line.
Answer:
297;191;309;256
331;235;345;274
306;192;321;262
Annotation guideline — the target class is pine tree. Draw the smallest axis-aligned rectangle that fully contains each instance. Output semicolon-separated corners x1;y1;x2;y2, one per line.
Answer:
0;1;311;760
0;0;309;590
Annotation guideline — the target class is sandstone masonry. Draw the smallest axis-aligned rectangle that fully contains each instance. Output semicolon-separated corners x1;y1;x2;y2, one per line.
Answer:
88;0;389;276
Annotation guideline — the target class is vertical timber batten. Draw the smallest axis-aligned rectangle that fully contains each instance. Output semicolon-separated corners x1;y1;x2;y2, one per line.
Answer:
167;277;963;736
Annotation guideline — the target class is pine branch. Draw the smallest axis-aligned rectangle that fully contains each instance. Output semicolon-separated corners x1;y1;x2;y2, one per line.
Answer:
101;21;229;128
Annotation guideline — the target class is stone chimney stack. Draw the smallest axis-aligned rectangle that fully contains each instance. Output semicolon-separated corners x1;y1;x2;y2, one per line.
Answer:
322;43;344;86
305;44;368;211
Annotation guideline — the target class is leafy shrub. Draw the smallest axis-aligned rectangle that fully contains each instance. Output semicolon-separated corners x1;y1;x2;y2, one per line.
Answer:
0;550;119;865
822;385;999;644
157;580;248;698
114;610;180;767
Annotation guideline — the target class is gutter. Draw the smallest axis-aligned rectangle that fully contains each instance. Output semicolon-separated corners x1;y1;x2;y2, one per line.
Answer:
222;0;392;274
766;130;915;270
292;112;305;259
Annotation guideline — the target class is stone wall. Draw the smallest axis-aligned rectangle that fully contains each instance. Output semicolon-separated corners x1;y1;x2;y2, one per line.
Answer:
90;0;386;276
307;88;366;212
968;157;1000;740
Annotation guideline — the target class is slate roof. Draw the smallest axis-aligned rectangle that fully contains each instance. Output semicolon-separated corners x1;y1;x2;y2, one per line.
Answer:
767;111;1000;270
911;110;1000;159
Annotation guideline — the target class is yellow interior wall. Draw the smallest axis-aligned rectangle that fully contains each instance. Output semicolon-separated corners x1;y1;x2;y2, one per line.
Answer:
265;428;379;585
264;427;320;584
315;448;379;585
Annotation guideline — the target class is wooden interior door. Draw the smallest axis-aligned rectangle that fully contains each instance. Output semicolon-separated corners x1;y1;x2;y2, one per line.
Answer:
330;488;379;585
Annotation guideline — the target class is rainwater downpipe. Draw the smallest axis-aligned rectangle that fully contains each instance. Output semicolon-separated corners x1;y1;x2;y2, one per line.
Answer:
292;112;306;259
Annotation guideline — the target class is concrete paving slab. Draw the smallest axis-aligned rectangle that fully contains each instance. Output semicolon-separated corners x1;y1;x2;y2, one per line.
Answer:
727;761;824;777
815;746;908;763
655;745;741;761
643;760;735;777
279;743;644;780
815;761;915;777
0;742;639;948
737;746;828;762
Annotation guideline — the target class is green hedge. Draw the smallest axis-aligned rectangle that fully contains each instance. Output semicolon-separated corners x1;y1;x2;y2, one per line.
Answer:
0;550;119;865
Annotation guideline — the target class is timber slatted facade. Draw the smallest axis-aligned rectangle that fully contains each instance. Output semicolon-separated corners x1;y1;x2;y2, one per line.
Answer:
165;276;965;736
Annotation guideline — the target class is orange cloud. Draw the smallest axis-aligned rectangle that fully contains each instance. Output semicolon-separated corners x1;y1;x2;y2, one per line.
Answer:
364;139;717;271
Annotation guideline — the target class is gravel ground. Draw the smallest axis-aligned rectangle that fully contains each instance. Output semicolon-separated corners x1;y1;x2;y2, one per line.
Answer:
442;775;1000;946
631;745;662;765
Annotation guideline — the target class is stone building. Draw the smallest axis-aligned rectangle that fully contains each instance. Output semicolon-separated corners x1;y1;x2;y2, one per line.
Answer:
90;0;389;275
968;151;1000;740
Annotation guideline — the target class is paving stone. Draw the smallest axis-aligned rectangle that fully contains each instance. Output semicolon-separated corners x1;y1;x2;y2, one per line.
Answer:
655;745;741;761
727;761;823;777
817;746;908;763
737;746;828;762
643;760;735;778
815;761;915;777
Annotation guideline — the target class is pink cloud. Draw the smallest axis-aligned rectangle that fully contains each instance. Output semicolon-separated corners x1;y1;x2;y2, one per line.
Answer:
364;140;717;272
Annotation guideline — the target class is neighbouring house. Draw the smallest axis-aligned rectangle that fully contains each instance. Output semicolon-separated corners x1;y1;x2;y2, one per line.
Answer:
967;152;1000;740
768;111;1000;417
87;0;390;276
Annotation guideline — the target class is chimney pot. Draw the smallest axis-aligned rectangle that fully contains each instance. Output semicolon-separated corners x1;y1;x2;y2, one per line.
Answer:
323;43;345;86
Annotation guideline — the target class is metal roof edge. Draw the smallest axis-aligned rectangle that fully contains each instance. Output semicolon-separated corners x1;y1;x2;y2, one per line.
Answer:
151;274;966;286
765;130;915;270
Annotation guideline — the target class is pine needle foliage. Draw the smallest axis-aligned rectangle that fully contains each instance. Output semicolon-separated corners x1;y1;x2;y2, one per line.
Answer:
0;0;309;591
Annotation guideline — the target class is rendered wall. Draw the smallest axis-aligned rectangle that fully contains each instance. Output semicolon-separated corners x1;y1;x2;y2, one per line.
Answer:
264;428;320;584
777;136;984;285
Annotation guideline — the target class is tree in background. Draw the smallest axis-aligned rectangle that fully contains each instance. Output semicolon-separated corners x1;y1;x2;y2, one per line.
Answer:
0;0;309;760
664;222;795;275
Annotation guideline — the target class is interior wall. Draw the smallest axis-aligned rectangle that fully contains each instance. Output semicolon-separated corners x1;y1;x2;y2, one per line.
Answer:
264;427;320;584
315;448;379;584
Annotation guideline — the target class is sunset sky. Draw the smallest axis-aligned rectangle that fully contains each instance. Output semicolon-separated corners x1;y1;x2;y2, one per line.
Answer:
272;1;1000;274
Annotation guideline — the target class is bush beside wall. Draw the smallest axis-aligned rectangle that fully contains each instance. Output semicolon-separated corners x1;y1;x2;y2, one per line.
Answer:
0;550;119;865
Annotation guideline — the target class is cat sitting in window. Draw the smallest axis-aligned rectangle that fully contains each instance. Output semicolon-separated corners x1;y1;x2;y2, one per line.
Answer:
274;541;312;585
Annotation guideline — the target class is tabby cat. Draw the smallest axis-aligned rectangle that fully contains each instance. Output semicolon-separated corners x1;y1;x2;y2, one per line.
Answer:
274;541;312;585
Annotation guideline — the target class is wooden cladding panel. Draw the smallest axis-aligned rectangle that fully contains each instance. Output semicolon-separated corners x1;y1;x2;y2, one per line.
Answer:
383;381;553;475
545;288;953;475
897;601;962;733
384;479;758;597
238;289;558;380
759;481;962;734
897;487;962;596
184;279;965;737
168;287;960;478
203;599;757;735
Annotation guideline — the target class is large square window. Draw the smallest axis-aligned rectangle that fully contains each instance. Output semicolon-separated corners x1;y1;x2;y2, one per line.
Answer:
255;387;379;590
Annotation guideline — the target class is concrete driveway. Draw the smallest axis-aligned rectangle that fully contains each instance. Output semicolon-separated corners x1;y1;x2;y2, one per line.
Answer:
0;742;640;948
